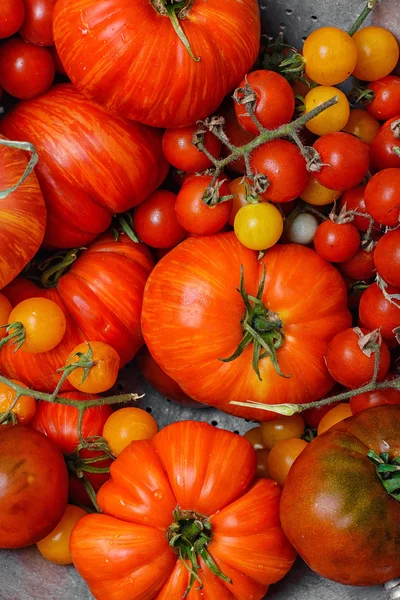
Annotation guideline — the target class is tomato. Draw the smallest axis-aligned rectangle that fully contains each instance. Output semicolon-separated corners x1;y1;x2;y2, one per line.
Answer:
370;117;400;170
8;297;66;353
37;504;87;564
228;177;253;225
132;190;186;249
313;221;360;263
19;0;56;46
244;426;265;450
353;26;400;82
0;426;68;548
234;202;283;251
256;448;271;478
325;327;391;389
339;247;375;280
0;380;36;424
0;232;153;392
251;140;310;203
235;70;295;134
0;294;12;339
303;389;341;428
260;414;305;450
268;437;308;486
312;133;370;191
351;382;400;414
162;126;221;173
102;407;159;457
66;341;120;394
359;282;400;345
374;229;400;287
338;185;374;232
49;46;66;75
175;175;232;235
281;406;400;585
0;84;168;249
0;0;25;38
300;176;342;206
305;86;350;136
142;233;351;420
70;421;296;599
302;27;357;86
286;213;319;245
342;108;381;144
365;168;400;227
367;76;400;121
53;0;260;128
220;101;256;174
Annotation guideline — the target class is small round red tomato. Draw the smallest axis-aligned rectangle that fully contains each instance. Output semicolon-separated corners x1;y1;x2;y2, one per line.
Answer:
374;229;400;287
342;109;380;144
251;139;309;202
305;86;350;136
234;201;283;251
325;327;391;389
340;247;376;280
220;102;256;174
338;185;374;232
370;118;400;170
244;426;265;450
162;126;221;173
0;426;68;548
352;26;400;82
312;133;370;191
19;0;56;46
359;282;400;345
234;70;295;134
317;403;353;435
314;221;360;263
302;27;358;86
268;437;308;486
0;0;25;38
66;341;120;394
0;38;54;100
260;414;305;450
102;407;159;457
0;294;12;340
365;168;400;227
175;175;232;235
8;297;66;354
132;190;186;249
300;176;342;206
350;384;400;414
0;380;36;424
37;504;87;564
367;77;400;121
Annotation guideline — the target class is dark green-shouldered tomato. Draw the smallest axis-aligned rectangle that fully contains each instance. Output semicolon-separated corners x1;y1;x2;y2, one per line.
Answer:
281;405;400;586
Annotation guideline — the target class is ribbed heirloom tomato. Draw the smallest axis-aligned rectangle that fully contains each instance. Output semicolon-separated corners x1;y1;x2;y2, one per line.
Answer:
70;421;296;600
142;233;351;420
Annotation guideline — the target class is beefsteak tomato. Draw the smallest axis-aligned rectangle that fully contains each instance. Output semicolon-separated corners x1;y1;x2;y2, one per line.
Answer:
70;421;296;600
142;233;352;420
52;0;261;128
0;84;168;248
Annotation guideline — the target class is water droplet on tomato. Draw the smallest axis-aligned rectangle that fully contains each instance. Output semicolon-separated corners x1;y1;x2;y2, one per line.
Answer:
154;490;163;500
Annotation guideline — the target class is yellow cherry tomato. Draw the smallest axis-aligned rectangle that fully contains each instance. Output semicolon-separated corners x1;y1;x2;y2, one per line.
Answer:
300;176;342;206
352;26;400;82
8;297;66;353
37;504;87;564
103;407;159;457
0;379;36;424
260;414;305;450
256;448;271;478
66;341;120;394
317;403;353;435
268;437;308;486
244;426;265;450
305;86;350;135
234;201;283;251
342;108;381;144
303;27;358;86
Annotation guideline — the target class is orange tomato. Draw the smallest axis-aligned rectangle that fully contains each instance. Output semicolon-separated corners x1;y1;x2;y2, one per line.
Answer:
66;341;120;394
0;379;36;424
268;437;308;486
244;426;265;450
260;414;305;450
37;504;87;564
0;293;12;340
317;403;353;435
300;175;342;206
8;297;66;353
342;109;381;144
102;407;159;457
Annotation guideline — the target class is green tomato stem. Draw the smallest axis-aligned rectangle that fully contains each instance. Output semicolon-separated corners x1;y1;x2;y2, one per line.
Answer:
348;0;380;36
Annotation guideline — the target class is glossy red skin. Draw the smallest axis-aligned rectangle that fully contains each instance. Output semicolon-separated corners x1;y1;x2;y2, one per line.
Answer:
235;70;295;134
19;0;56;45
325;327;391;389
0;232;153;391
359;282;400;346
142;233;352;420
365;168;400;227
220;101;256;174
339;247;376;280
314;221;361;263
0;84;169;248
338;186;376;233
0;0;25;38
0;426;68;548
367;77;400;121
53;0;261;128
251;139;310;203
162;126;221;173
313;133;370;191
70;421;296;599
374;229;400;287
175;176;232;235
49;45;66;75
0;38;55;100
281;406;400;586
351;382;400;414
370;117;400;170
133;190;186;249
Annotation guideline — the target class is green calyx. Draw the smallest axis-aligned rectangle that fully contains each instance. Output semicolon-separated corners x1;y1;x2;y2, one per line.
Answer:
219;265;288;381
368;449;400;502
0;322;26;353
150;0;200;62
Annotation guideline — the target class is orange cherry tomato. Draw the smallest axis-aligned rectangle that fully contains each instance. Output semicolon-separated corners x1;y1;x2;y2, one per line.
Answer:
352;26;400;82
0;379;36;424
342;109;381;144
302;27;358;86
36;504;87;564
8;297;66;353
102;407;159;456
317;403;353;435
66;341;120;394
256;448;271;478
305;86;350;136
0;293;12;340
268;437;308;486
300;176;342;206
244;426;265;450
260;414;305;450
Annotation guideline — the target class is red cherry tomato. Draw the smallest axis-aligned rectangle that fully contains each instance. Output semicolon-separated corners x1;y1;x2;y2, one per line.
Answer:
312;133;370;191
367;77;400;121
359;282;400;346
235;70;295;134
0;0;25;39
340;247;376;280
303;395;341;429
314;221;361;263
338;186;375;233
220;101;256;174
251;139;310;203
370;117;400;171
175;175;232;235
19;0;56;46
132;190;186;249
0;38;54;100
374;229;400;288
162;126;221;173
350;383;400;414
364;168;400;227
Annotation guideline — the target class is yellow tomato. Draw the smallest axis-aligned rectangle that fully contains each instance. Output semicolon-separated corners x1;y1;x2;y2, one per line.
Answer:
103;407;159;456
317;403;353;435
300;176;342;206
305;86;350;135
303;27;358;86
37;505;87;565
352;26;400;81
234;201;283;251
342;108;381;144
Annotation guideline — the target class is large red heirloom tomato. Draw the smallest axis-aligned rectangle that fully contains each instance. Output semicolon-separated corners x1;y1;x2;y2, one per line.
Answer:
0;84;168;248
0;232;153;392
281;406;400;586
0;137;46;289
70;421;296;600
52;0;261;128
142;233;352;420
